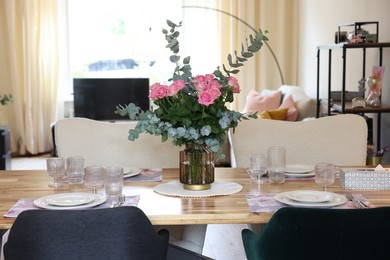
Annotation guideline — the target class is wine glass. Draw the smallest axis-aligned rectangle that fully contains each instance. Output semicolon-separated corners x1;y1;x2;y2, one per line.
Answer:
249;154;268;184
46;157;66;188
315;163;335;192
85;165;105;193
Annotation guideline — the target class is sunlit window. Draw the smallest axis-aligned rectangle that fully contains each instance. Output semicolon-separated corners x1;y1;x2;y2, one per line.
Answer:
68;0;182;84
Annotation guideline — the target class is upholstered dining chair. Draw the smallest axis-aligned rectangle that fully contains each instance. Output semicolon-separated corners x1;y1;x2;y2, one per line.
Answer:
4;207;169;260
242;207;390;260
229;114;368;167
54;118;207;254
55;117;182;168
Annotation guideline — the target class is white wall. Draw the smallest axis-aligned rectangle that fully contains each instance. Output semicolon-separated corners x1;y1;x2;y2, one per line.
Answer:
298;0;390;164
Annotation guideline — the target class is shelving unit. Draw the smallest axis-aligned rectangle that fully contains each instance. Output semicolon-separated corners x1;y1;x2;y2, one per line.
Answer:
316;42;390;150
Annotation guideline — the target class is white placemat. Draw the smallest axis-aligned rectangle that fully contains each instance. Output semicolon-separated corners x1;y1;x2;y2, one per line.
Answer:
153;181;243;198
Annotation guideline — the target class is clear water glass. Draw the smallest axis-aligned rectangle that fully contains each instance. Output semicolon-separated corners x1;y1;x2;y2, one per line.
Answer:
267;146;286;184
85;165;105;193
47;157;66;188
66;156;85;184
105;166;123;204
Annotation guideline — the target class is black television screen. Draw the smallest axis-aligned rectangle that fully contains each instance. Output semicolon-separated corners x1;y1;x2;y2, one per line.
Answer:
73;78;150;120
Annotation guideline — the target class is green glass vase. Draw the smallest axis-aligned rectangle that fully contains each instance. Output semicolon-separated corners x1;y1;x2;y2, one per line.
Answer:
179;143;215;190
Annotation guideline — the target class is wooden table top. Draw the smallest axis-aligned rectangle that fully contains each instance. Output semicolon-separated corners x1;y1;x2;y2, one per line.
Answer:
1;167;390;229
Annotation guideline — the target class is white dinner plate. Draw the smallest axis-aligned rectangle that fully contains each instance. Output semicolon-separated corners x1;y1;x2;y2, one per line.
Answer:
284;190;333;203
123;167;141;178
45;193;95;206
34;193;106;210
285;164;314;173
275;191;347;208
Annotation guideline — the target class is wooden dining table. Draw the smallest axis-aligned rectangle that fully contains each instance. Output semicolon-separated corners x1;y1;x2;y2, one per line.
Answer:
1;167;390;229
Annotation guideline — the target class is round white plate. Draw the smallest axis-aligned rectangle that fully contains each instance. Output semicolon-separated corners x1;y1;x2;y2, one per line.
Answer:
45;193;95;206
275;191;347;208
123;167;141;178
285;164;314;173
34;193;106;210
284;190;333;203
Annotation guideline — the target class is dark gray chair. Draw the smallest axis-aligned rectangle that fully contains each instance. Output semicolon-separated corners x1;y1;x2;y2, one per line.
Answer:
242;207;390;260
4;206;169;260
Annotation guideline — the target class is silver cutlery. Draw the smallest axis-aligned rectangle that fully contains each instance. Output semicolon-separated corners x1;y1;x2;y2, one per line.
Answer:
346;193;368;209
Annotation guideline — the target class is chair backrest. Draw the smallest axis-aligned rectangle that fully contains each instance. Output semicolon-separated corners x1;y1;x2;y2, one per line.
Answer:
242;207;390;260
229;114;367;167
55;117;182;168
4;207;169;260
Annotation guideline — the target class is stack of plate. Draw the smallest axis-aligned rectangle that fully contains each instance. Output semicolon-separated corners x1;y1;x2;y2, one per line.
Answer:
123;167;141;179
275;190;347;208
285;164;315;178
33;193;106;210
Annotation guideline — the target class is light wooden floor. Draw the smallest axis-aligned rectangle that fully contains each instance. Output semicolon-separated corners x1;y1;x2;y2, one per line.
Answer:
11;155;248;260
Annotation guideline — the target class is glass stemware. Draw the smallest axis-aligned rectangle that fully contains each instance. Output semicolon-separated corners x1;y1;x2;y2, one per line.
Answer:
249;154;268;184
46;157;66;188
84;165;105;193
315;163;335;192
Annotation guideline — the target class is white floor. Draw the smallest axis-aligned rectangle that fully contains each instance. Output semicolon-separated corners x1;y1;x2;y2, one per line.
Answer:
10;155;247;260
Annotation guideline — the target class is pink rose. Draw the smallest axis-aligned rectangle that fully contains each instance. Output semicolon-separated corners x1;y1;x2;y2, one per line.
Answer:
193;74;215;91
167;80;186;96
227;77;241;93
198;88;221;106
208;79;222;91
149;83;168;100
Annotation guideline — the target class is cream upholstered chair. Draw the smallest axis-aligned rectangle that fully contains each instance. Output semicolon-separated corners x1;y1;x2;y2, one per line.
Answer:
55;117;182;168
229;114;368;168
54;117;206;254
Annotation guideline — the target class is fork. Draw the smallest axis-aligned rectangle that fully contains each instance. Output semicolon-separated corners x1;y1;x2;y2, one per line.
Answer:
346;193;367;209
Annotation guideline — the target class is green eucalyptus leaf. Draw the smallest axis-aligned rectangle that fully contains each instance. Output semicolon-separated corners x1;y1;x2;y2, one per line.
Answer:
183;56;190;64
170;55;180;63
236;56;247;62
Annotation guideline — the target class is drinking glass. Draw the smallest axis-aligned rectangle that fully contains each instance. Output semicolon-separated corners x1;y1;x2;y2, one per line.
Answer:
267;146;286;184
105;166;123;204
249;154;268;184
85;165;105;193
66;156;85;184
46;157;66;188
315;163;335;191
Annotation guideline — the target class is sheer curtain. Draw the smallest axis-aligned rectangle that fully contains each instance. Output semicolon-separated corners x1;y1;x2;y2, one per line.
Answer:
0;0;66;155
216;0;299;111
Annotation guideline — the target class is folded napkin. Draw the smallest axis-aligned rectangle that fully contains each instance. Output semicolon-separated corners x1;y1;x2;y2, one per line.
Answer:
124;168;162;182
4;195;141;218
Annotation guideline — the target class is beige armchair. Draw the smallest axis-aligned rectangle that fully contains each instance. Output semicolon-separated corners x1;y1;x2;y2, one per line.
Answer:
54;117;206;254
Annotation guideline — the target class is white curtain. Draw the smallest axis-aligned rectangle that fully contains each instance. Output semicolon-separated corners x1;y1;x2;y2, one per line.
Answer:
216;0;299;111
0;0;66;155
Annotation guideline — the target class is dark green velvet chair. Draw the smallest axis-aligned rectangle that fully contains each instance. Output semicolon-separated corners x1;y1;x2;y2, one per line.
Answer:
242;207;390;260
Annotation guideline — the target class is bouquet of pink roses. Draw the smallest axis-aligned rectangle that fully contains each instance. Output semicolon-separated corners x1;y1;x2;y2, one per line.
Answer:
116;20;267;153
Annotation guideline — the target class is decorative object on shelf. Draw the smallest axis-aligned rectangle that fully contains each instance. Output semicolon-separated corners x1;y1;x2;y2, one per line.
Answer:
352;97;367;108
337;21;379;44
366;144;389;166
366;66;385;107
115;20;266;190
